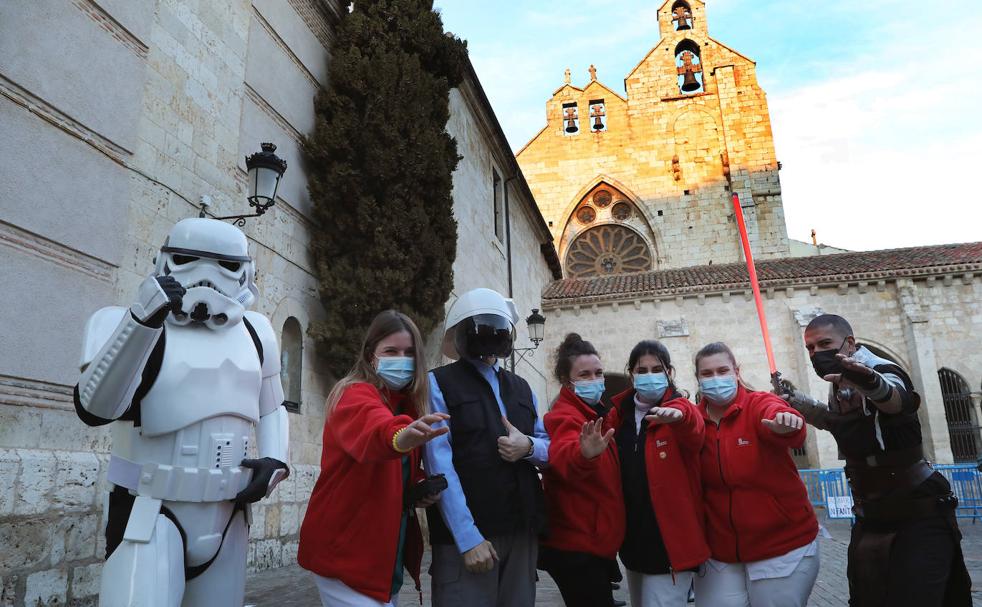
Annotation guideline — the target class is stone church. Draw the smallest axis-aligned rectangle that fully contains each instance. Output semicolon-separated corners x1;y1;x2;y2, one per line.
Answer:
517;0;982;469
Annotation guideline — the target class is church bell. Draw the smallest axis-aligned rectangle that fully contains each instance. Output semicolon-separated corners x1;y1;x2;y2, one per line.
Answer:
565;117;578;133
674;8;692;30
681;71;700;93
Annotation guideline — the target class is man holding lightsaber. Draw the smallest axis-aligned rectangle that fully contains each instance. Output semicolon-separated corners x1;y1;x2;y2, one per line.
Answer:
730;193;969;606
778;314;971;607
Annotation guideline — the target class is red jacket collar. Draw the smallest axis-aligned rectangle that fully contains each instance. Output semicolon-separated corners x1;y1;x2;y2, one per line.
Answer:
378;384;418;418
558;385;608;419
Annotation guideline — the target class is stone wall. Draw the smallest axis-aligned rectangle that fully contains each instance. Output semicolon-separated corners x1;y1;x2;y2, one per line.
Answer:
0;2;342;603
0;2;558;604
437;82;556;406
540;273;982;469
517;0;790;274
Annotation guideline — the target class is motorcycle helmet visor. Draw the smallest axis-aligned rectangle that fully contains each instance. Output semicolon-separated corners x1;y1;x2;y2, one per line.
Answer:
455;314;514;359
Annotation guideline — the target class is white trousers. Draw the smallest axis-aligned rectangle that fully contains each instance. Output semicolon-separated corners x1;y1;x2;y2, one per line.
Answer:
312;575;399;607
625;569;694;607
693;554;819;607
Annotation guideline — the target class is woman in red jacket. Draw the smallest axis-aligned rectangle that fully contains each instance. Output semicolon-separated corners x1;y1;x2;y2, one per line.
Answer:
298;310;450;606
539;333;624;607
693;342;819;606
611;340;709;606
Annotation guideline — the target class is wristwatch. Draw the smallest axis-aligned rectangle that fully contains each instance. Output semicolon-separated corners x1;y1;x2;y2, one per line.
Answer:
525;436;534;458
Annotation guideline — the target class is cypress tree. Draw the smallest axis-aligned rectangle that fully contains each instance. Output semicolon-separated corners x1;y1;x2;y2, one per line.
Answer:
305;0;467;375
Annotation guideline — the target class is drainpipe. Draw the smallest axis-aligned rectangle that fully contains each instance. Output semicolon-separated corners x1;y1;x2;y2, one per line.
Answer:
504;175;518;371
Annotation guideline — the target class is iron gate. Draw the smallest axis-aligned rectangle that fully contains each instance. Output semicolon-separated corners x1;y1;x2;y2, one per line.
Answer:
939;368;980;462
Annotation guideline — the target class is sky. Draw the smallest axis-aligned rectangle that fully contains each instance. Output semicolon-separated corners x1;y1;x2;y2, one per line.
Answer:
432;0;982;252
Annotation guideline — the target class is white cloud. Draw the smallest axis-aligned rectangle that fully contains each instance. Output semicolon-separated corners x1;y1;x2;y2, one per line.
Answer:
771;11;982;250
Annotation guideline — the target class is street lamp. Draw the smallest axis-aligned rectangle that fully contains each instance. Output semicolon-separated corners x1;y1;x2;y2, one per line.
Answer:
526;308;545;346
511;308;547;370
205;142;288;226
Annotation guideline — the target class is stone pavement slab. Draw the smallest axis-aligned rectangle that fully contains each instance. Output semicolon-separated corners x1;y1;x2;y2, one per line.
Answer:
245;518;982;606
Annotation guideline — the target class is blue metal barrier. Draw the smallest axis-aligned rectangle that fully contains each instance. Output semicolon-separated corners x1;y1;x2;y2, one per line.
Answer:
798;464;982;522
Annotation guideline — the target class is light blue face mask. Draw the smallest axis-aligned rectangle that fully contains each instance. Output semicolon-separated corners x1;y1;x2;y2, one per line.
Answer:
377;356;414;390
700;375;738;406
633;372;669;403
573;379;605;405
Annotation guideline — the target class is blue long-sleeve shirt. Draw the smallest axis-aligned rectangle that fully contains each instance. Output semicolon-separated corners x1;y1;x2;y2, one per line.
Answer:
423;358;550;553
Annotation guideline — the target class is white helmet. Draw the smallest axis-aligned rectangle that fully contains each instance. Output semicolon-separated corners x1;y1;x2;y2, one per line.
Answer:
154;218;258;329
441;288;519;360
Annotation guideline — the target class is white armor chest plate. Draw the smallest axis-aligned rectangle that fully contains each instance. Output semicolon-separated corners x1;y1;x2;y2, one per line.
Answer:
140;322;262;437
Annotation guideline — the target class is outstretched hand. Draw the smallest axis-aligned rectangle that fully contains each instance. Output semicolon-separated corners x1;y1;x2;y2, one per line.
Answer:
395;413;450;451
823;354;874;389
761;411;803;435
644;406;684;425
580;418;615;459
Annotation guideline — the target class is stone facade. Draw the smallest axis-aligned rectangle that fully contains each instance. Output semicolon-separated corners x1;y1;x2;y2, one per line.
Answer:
541;266;982;469
517;0;790;276
0;2;558;604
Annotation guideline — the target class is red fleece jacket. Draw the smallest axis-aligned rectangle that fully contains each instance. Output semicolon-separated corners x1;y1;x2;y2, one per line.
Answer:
297;383;424;602
541;386;625;559
698;386;818;563
611;389;711;572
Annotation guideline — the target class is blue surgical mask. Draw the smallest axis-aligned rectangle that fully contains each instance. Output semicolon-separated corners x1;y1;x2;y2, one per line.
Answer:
700;376;738;406
573;379;605;405
633;372;669;403
377;357;414;390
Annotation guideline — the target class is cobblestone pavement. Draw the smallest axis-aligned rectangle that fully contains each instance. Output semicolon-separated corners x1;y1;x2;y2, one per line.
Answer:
245;518;982;606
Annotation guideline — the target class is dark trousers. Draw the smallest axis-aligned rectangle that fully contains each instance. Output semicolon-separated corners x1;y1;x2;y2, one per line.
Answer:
848;514;971;607
539;547;615;607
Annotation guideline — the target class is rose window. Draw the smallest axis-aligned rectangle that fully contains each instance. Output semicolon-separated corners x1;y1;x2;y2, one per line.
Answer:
576;206;597;224
592;190;612;207
565;224;653;278
612;201;632;220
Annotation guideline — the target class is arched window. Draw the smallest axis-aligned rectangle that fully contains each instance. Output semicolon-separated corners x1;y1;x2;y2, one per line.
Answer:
671;1;693;31
939;368;979;462
561;182;657;278
280;317;303;413
674;40;704;94
566;224;653;277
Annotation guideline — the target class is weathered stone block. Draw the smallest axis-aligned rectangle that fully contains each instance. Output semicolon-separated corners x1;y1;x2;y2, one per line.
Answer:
0;450;19;516
24;568;67;607
279;503;298;536
70;563;102;601
14;450;56;515
53;452;100;512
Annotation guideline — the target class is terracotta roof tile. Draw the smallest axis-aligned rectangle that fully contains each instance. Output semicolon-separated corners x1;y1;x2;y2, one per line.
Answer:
542;242;982;303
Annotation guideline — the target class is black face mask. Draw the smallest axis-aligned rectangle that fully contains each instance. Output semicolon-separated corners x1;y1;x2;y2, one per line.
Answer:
810;338;847;379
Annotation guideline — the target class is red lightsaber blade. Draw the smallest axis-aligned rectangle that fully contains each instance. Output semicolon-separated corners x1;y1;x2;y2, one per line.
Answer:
731;193;778;378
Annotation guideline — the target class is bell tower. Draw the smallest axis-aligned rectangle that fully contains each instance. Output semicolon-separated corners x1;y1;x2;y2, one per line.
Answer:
517;0;790;275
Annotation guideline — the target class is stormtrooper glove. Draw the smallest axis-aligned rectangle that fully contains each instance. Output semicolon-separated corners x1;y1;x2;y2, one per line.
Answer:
235;457;289;504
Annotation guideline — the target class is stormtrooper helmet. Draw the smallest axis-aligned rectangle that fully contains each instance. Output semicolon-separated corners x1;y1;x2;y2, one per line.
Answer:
154;218;258;329
442;288;519;360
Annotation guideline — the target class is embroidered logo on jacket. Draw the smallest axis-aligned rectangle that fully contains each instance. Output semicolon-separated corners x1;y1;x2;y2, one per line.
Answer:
656;439;668;447
737;437;752;447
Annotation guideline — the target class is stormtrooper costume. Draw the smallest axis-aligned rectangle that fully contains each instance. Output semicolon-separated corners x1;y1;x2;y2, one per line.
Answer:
75;218;289;607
